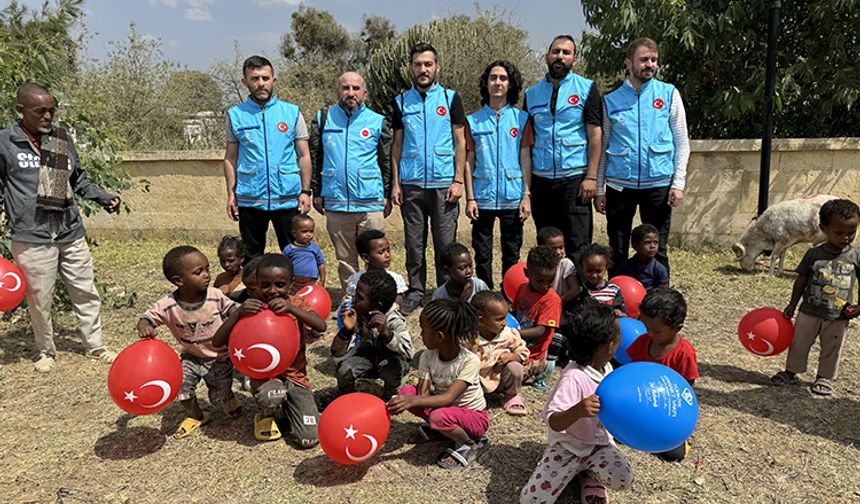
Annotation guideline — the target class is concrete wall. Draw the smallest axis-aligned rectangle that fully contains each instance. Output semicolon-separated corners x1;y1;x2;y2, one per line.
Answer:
84;138;860;247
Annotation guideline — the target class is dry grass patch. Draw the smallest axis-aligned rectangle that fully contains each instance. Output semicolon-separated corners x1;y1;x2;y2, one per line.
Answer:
1;234;859;503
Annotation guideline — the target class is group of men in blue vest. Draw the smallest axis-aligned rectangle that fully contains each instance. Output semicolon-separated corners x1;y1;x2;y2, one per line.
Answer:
222;35;689;314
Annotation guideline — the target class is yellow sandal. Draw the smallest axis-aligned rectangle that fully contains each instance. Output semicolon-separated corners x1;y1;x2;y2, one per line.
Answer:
254;412;282;441
174;412;210;439
222;397;243;418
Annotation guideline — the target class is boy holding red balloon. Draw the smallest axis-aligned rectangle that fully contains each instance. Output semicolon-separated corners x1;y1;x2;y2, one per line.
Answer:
214;253;327;446
627;287;698;461
772;198;860;396
138;246;242;439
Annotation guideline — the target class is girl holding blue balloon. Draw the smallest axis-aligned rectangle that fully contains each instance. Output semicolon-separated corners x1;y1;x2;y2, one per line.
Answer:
520;301;632;504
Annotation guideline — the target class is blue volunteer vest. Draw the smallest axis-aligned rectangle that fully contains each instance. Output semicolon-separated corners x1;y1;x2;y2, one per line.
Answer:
467;105;529;210
603;79;676;189
228;96;301;210
318;104;385;213
395;84;456;189
524;72;594;179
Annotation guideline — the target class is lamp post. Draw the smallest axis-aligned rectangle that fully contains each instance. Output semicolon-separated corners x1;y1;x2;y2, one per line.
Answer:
758;0;781;216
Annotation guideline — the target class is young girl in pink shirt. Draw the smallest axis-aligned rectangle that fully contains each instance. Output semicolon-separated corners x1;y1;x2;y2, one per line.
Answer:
520;300;633;504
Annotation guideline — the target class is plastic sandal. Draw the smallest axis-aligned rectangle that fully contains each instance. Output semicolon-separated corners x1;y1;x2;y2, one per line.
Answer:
503;395;528;416
254;412;282;441
580;475;608;504
810;377;833;396
436;438;490;470
222;397;242;418
174;412;210;439
770;371;799;386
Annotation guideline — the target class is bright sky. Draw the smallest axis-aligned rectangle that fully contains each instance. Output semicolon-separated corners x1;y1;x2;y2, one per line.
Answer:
14;0;588;70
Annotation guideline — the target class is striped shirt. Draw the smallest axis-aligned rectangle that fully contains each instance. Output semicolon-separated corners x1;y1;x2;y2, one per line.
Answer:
596;80;690;196
585;282;626;314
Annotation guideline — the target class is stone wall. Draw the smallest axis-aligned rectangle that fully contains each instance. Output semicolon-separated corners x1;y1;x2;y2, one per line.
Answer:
84;138;860;247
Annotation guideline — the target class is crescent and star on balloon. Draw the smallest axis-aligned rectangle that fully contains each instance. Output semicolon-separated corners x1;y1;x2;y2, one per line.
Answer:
123;380;173;408
745;330;775;355
343;424;379;462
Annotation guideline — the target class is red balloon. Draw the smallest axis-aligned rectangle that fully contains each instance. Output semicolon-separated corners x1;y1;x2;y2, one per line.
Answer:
319;393;390;465
738;307;795;357
229;309;300;380
0;257;27;311
294;284;332;320
108;339;183;416
503;262;528;301
609;275;646;318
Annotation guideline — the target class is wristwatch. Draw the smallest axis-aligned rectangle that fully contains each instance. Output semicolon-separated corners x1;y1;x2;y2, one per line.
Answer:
300;189;312;196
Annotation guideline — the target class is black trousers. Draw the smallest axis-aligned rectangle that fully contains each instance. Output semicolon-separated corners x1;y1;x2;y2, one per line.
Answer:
531;174;593;259
605;186;672;274
471;209;523;289
238;206;299;260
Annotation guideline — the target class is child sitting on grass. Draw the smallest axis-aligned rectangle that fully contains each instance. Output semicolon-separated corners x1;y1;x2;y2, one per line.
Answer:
282;213;326;292
213;254;326;447
771;198;860;396
471;291;530;416
432;242;489;301
614;223;669;292
332;270;413;400
513;245;562;391
520;302;633;504
138;246;241;439
577;244;626;318
343;229;408;305
387;299;490;469
213;235;247;297
627;287;698;461
538;226;580;371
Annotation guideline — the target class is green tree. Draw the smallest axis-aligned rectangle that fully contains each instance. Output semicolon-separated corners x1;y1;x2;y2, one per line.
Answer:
365;10;542;117
581;0;860;138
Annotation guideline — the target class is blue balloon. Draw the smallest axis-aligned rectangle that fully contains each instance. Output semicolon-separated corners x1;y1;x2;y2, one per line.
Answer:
506;312;520;330
336;299;352;330
615;318;647;364
596;362;698;453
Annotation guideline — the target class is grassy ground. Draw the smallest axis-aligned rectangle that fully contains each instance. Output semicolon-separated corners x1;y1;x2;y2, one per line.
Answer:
1;223;859;503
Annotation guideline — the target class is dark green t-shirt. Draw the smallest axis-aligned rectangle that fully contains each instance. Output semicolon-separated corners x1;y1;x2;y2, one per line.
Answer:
797;244;860;319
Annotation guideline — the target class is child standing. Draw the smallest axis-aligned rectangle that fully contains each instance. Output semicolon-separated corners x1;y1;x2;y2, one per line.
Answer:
471;291;530;416
332;270;413;399
520;302;633;504
213;235;247;296
387;299;490;469
513;245;562;391
138;246;241;439
577;244;627;318
214;254;326;446
627;287;698;461
614;223;669;292
771;198;860;396
343;229;408;303
282;214;326;292
432;243;490;301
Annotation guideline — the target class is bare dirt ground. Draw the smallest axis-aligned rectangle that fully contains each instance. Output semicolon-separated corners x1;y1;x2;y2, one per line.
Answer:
1;225;859;504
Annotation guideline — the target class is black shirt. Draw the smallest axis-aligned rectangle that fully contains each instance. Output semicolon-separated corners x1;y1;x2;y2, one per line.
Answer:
522;76;603;127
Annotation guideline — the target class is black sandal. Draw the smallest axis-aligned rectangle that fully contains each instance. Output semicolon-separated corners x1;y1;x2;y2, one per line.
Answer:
770;371;799;386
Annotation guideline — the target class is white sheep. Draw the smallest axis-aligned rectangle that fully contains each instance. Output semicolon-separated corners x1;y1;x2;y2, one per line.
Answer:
731;194;837;276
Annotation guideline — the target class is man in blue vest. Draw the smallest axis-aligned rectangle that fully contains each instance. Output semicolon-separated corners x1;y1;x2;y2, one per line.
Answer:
310;71;392;290
595;38;690;273
223;55;312;259
391;43;467;315
523;35;603;259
